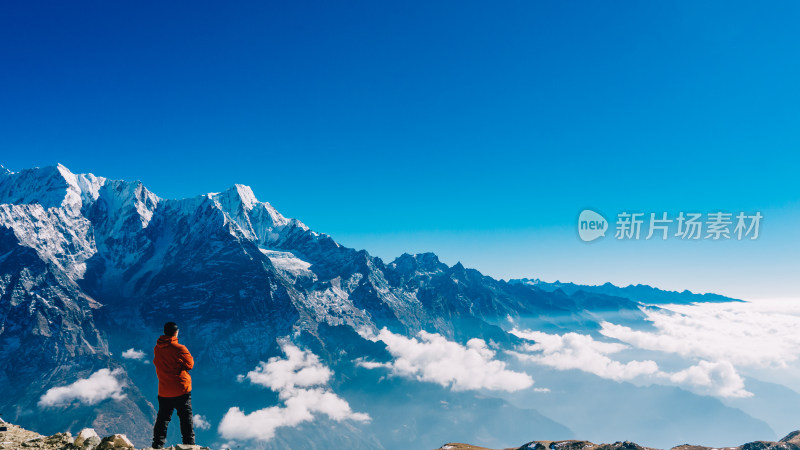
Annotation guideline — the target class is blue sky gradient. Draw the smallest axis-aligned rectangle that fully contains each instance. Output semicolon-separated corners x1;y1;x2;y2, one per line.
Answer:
2;1;799;299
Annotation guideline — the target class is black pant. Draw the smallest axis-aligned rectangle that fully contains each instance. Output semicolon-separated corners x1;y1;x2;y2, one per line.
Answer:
152;392;195;447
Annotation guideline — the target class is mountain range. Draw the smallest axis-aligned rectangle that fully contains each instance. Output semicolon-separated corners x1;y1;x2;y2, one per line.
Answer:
0;164;779;449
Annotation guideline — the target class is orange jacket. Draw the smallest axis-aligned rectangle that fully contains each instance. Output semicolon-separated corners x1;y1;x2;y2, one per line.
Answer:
153;335;194;397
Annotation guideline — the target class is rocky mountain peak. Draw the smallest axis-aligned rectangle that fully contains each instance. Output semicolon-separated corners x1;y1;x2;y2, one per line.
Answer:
0;164;83;210
389;252;447;274
213;184;258;212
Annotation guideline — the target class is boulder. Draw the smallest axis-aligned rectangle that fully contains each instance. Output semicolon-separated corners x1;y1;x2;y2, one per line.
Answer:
42;432;74;446
83;436;102;449
97;433;135;449
74;428;101;448
140;445;211;450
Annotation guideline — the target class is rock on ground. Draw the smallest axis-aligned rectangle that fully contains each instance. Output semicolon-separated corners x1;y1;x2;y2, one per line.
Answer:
0;421;210;450
436;432;800;450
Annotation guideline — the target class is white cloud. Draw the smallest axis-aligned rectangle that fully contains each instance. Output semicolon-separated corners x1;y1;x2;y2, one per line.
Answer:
193;414;211;430
219;341;369;442
600;300;800;369
591;301;800;399
509;329;660;381
38;368;127;408
121;348;149;363
669;360;752;398
241;344;332;391
359;328;534;392
354;360;386;370
510;325;755;399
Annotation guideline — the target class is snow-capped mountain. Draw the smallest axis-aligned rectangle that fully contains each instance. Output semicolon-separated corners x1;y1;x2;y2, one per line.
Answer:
0;164;773;450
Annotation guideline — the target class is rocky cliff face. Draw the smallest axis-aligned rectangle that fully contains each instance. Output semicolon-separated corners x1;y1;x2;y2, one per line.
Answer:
0;168;154;444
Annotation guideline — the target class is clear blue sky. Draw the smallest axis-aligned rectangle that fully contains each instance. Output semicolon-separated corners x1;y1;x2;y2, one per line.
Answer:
2;1;799;299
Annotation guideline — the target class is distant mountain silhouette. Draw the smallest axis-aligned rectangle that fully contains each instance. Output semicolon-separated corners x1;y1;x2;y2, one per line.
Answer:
510;279;742;304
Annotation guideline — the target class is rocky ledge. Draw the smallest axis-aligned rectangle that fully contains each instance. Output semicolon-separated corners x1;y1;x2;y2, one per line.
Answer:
436;430;800;450
0;421;210;450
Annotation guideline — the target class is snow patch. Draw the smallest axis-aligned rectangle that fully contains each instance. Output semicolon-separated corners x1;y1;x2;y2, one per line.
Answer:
260;249;312;277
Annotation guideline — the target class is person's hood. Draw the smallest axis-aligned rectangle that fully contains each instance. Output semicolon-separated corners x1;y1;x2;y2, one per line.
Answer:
157;335;178;347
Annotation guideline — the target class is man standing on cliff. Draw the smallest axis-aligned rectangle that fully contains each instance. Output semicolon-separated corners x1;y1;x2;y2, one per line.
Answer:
152;321;195;448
